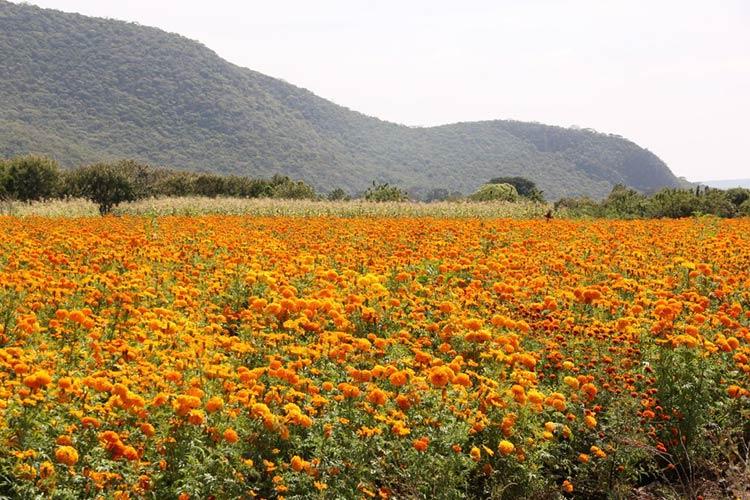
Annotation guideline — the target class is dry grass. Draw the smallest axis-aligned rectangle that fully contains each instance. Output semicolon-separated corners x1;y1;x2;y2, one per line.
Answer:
0;196;551;218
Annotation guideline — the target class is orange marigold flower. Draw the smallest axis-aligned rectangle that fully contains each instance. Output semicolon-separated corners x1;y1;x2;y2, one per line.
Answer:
388;370;408;387
562;480;574;493
187;409;205;426
366;388;388;406
428;366;454;387
412;436;429;452
223;428;239;443
205;396;224;413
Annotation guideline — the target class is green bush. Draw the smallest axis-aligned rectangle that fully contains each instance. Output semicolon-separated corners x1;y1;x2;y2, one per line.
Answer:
2;155;61;201
363;182;409;202
67;163;137;215
327;188;350;201
271;179;317;200
468;183;518;202
696;189;737;218
740;199;750;217
0;159;7;200
601;184;649;218
724;187;750;207
192;174;228;198
647;189;703;218
488;176;545;202
554;197;603;217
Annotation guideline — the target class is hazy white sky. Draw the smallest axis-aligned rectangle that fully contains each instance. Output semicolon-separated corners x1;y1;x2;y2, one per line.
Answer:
14;0;750;180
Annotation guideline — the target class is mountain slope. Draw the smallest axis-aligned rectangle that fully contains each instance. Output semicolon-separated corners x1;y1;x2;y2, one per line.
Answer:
0;0;682;199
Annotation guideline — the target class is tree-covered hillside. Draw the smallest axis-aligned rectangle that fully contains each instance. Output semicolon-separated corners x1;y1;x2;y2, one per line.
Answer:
0;1;682;199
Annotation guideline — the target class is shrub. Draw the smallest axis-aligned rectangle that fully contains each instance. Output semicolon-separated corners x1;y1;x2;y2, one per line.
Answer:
271;180;317;200
192;174;228;198
468;183;518;202
740;199;750;217
363;182;409;202
554;197;603;218
0;159;7;200
488;176;545;202
601;184;649;218
697;189;737;218
327;188;350;201
724;187;750;208
2;155;61;201
647;189;701;218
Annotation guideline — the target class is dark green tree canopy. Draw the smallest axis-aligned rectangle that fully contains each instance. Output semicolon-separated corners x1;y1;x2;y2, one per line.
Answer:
67;162;137;214
1;155;61;201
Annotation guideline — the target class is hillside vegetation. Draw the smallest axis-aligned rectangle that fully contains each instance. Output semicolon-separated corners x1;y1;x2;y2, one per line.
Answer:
0;0;682;199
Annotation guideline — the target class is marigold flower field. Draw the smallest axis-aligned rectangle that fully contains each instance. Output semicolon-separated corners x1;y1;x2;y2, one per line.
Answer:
1;216;749;498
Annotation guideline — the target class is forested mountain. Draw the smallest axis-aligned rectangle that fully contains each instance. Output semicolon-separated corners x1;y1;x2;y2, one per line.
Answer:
0;0;683;199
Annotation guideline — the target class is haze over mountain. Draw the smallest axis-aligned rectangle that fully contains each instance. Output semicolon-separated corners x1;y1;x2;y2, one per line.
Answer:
0;0;684;199
700;179;750;189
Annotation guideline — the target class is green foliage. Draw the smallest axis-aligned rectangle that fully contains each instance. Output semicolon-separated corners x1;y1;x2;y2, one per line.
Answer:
560;185;749;219
270;177;318;200
740;199;750;217
326;188;350;201
0;1;682;200
1;155;61;201
363;182;408;202
192;174;228;198
488;176;545;202
724;187;750;207
554;197;603;217
468;183;519;202
66;162;137;214
600;184;649;218
0;158;7;199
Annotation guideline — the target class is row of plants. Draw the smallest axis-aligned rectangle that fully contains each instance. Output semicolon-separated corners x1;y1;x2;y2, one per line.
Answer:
0;156;319;214
2;155;748;219
557;184;750;219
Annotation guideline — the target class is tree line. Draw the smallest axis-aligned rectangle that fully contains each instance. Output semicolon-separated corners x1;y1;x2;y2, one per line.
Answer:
557;184;750;218
0;156;320;214
0;156;547;214
2;155;748;218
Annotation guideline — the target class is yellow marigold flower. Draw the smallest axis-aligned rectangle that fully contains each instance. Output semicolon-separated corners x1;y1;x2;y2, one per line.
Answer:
55;446;79;466
39;461;55;478
498;440;515;456
563;376;579;390
290;455;308;472
584;415;597;428
23;370;52;389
